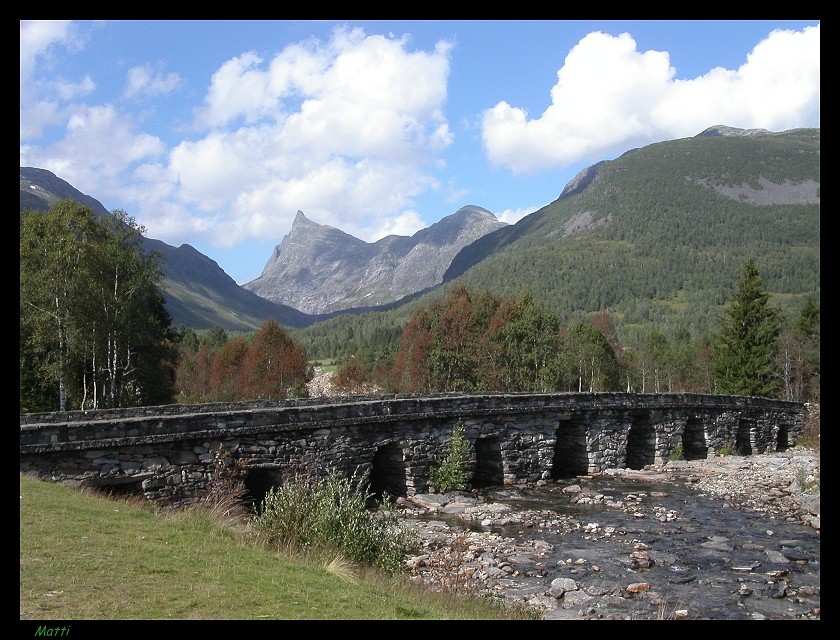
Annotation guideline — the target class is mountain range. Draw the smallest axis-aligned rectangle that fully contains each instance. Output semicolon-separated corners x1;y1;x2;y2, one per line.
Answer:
19;125;820;344
243;206;507;314
19;168;505;330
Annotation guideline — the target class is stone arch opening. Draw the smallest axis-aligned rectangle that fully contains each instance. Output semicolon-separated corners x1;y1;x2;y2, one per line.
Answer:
682;417;708;460
552;417;589;479
368;442;407;501
736;419;754;455
88;476;145;499
776;423;790;451
626;415;656;470
471;436;504;488
243;466;286;511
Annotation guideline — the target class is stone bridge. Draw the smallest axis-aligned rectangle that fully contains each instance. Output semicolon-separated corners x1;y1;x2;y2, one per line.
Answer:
19;392;808;507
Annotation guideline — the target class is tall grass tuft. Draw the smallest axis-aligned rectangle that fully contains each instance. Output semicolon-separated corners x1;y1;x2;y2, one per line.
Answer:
251;469;419;575
185;445;252;532
323;554;359;584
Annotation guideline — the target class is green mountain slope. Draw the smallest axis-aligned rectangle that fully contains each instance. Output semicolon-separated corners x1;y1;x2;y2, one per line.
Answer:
445;127;819;337
20;167;312;332
293;127;819;356
142;238;312;331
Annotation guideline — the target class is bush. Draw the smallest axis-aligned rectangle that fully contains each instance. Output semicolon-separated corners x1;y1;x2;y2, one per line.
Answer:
718;442;736;456
668;444;684;462
251;469;418;575
431;422;470;493
188;445;251;529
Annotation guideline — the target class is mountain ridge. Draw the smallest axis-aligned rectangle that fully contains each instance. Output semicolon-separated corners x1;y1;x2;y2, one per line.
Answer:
20;124;820;342
20;167;312;332
242;205;507;314
19;169;509;329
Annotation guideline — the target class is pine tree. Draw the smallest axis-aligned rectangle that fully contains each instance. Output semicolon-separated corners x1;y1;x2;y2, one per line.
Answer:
712;258;782;397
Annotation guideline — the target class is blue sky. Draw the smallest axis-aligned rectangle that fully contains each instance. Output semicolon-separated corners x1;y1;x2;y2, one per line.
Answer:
20;20;820;285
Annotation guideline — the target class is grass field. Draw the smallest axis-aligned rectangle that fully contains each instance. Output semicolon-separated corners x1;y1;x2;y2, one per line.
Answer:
20;474;535;622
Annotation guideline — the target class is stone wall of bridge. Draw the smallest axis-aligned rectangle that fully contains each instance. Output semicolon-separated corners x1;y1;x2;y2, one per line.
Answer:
19;393;808;507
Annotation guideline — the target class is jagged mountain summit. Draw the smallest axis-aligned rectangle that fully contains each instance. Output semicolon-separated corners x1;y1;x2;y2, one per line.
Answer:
242;206;508;315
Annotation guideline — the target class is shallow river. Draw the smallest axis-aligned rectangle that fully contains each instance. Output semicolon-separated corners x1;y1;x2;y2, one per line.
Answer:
463;474;820;620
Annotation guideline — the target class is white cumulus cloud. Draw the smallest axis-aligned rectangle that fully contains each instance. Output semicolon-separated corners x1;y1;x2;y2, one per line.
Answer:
124;64;182;100
481;25;820;174
160;26;453;247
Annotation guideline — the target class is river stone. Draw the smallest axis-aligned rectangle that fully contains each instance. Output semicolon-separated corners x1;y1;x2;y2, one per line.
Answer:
765;549;791;564
550;577;579;592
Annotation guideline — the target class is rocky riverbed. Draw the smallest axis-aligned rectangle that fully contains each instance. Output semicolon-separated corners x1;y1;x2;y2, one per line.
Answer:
392;447;820;620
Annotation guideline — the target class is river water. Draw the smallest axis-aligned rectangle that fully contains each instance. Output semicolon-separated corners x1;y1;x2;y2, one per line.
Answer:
446;473;820;620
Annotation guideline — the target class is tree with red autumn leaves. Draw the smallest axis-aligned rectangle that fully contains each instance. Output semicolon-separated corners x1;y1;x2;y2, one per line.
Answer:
241;318;311;400
175;319;311;402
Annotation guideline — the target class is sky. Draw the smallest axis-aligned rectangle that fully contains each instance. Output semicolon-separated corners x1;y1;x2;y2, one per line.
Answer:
20;20;820;285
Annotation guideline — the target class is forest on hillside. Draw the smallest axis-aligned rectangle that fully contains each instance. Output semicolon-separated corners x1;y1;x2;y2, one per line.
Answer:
21;130;820;412
21;201;820;413
174;272;819;408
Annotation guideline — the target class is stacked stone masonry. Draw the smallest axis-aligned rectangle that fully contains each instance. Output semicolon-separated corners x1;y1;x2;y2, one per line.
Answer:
19;392;807;507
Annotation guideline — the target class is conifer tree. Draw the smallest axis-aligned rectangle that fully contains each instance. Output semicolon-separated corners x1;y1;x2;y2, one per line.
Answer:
712;258;782;397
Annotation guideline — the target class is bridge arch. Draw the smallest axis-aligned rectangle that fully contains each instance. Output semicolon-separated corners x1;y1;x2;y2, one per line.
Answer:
369;441;408;501
471;435;504;488
551;416;589;479
243;465;285;510
776;422;791;451
626;413;656;470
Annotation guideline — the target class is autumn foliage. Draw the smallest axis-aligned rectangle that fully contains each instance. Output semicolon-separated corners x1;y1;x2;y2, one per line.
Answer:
176;319;311;403
389;285;621;394
171;273;818;405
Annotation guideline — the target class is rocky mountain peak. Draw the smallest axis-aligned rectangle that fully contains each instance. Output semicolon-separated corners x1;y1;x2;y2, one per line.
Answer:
696;124;771;138
242;206;508;315
290;210;319;228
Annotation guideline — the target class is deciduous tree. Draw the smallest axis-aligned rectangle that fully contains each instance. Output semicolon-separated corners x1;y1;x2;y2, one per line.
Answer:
496;291;562;392
391;308;436;393
241;318;310;399
561;323;621;392
210;337;249;401
20;201;177;411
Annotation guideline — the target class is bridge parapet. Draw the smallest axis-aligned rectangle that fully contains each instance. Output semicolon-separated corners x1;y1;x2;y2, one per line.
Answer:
20;393;807;507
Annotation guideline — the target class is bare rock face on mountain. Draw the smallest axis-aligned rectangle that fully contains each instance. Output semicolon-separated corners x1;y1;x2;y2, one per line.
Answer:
243;206;508;315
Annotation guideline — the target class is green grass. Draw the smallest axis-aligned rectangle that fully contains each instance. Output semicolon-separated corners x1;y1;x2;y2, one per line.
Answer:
20;475;534;621
311;359;339;374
